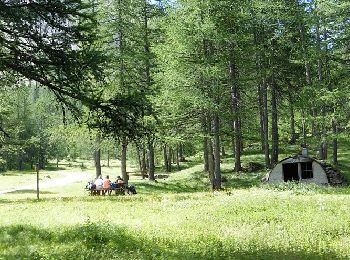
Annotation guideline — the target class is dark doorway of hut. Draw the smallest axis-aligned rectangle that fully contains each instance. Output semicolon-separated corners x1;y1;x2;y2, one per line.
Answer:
283;163;299;182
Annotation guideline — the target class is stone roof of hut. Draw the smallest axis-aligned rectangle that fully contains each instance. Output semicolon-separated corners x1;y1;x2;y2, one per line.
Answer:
318;161;346;185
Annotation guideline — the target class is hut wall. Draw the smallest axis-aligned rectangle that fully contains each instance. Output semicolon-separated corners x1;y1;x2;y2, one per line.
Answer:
307;162;328;184
268;163;284;182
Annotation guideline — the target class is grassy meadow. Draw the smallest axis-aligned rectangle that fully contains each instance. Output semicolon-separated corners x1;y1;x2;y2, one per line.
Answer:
1;142;350;259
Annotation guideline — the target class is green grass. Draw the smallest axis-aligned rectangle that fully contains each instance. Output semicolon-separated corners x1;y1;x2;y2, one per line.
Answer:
2;189;350;259
1;141;350;259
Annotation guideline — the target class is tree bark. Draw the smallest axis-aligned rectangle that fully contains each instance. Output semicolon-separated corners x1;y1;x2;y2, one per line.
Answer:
221;143;226;157
18;150;23;171
255;28;265;152
212;113;221;190
301;109;306;146
316;18;323;82
207;116;215;183
141;145;147;179
179;143;184;162
298;15;312;85
332;117;338;165
271;76;279;166
107;149;110;167
94;133;101;178
163;143;168;172
262;78;270;168
287;81;296;144
136;143;142;173
143;0;151;90
176;144;180;170
230;59;241;172
202;115;209;172
258;82;265;151
121;137;128;183
148;137;155;181
167;145;172;172
163;143;172;172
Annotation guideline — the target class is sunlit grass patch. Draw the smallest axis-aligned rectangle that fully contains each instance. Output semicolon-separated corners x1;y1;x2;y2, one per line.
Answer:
2;188;350;259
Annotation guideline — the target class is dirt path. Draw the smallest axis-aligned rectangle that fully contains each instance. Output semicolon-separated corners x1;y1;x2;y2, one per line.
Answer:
0;171;92;195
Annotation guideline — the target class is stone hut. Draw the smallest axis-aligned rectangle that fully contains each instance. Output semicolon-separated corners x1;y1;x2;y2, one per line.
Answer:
267;155;345;185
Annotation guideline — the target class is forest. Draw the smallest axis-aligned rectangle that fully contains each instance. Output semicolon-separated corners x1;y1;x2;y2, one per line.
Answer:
1;0;349;187
1;0;350;259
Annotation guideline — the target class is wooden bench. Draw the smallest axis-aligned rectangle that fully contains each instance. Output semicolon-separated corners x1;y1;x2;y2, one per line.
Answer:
88;186;125;196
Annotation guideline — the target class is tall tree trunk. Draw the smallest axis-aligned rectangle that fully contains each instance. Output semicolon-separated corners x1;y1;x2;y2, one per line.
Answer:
18;151;23;171
167;145;172;172
136;143;142;173
287;81;296;144
163;143;172;172
179;143;184;162
143;0;151;90
316;17;328;160
208;138;214;186
258;82;265;151
297;4;314;144
176;144;180;170
107;149;110;167
332;117;338;165
38;135;45;170
141;145;147;179
301;109;306;146
298;16;312;85
312;108;317;137
62;105;67;127
118;0;125;89
163;143;168;172
212;113;221;190
254;28;265;152
271;76;279;166
221;143;226;157
121;138;128;183
202;115;209;172
171;146;176;163
94;133;101;178
318;110;327;161
230;59;241;172
262;78;270;168
207;116;215;183
234;115;242;172
316;18;323;82
148;137;155;181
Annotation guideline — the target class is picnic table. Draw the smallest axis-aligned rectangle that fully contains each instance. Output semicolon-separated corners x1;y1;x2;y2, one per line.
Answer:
87;185;125;196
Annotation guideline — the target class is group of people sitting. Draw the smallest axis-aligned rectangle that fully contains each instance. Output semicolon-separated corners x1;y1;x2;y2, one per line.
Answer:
86;175;137;195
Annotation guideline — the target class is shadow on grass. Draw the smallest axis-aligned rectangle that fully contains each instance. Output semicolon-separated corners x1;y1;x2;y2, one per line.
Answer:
0;170;35;176
42;166;67;171
221;169;265;190
0;224;344;260
6;189;56;195
137;178;208;194
155;160;201;173
136;167;265;194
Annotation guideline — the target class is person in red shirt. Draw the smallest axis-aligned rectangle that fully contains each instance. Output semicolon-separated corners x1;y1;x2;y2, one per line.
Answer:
103;175;111;195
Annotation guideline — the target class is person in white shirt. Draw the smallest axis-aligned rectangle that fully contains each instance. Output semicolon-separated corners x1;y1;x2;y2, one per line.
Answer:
94;175;103;190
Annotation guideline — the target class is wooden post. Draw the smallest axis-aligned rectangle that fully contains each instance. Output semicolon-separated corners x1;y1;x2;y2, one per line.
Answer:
36;163;39;200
